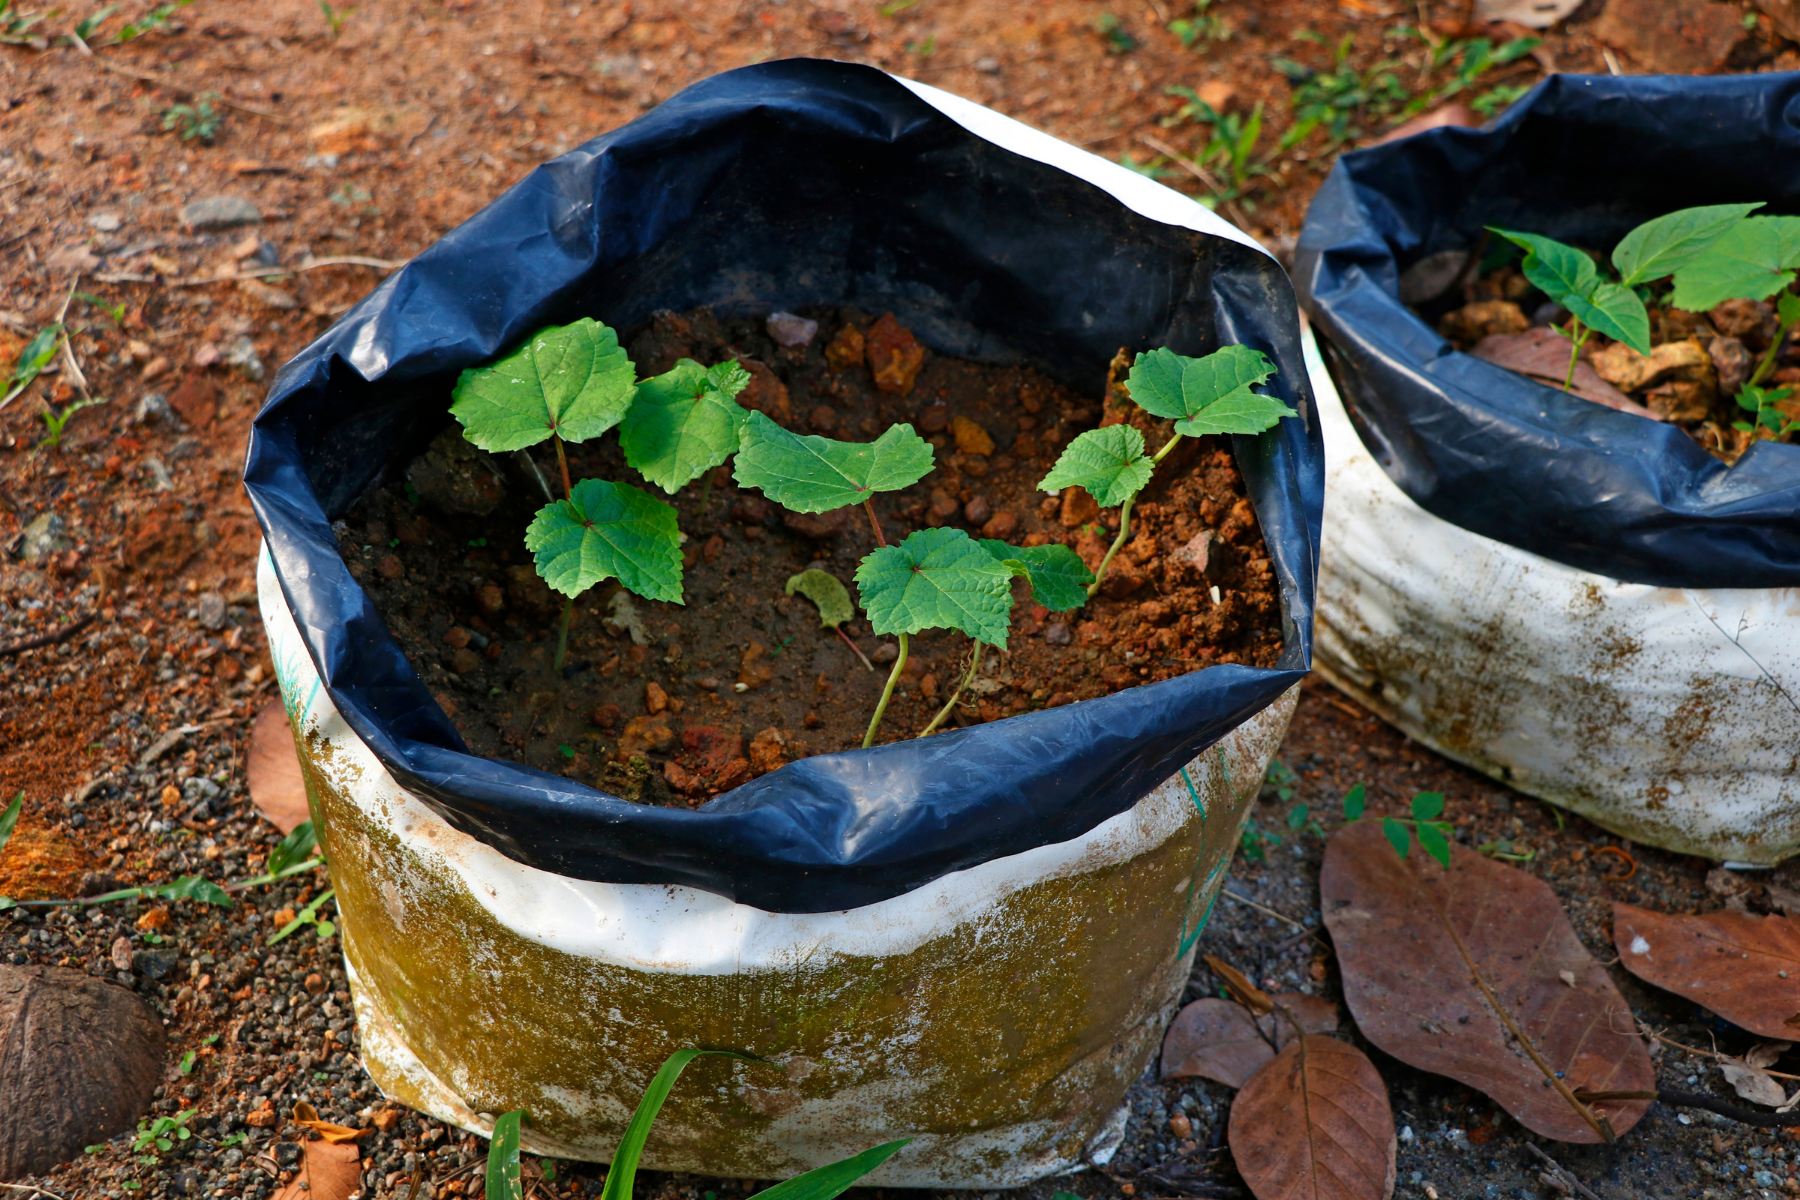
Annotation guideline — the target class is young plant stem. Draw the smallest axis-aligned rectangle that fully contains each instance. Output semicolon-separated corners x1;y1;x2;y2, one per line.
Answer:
835;625;875;671
918;640;982;736
1561;320;1591;392
553;596;574;674
862;498;888;547
1086;432;1186;599
862;632;908;748
1746;311;1800;390
552;434;573;497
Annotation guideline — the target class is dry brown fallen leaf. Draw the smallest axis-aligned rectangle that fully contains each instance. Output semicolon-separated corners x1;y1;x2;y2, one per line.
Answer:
1161;994;1340;1088
1469;329;1662;418
1720;1060;1790;1108
1367;102;1480;148
292;1099;372;1145
270;1138;362;1200
247;698;311;834
1228;1034;1397;1200
1614;903;1800;1041
1322;821;1653;1142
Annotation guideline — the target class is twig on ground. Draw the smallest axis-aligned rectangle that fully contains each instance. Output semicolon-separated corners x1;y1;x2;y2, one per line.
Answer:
1523;1143;1599;1200
0;611;95;658
1577;1088;1800;1128
0;1182;71;1200
92;256;407;288
1221;887;1307;929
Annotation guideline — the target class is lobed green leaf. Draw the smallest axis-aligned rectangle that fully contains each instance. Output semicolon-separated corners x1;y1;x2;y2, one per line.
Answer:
1669;216;1800;312
1487;228;1597;308
785;569;856;628
734;413;935;512
977;540;1093;612
620;358;751;493
524;479;683;603
854;528;1015;648
1127;345;1280;427
1612;202;1762;287
1037;425;1152;508
450;318;637;452
1172;389;1299;438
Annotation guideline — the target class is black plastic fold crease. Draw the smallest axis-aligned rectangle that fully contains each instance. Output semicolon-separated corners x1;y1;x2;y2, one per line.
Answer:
243;59;1321;914
1295;71;1800;589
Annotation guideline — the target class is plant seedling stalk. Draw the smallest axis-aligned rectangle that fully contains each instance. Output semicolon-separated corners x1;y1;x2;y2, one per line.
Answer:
552;433;573;497
1748;311;1800;390
1561;320;1590;392
862;632;908;748
862;498;888;547
552;596;574;674
1086;431;1187;599
919;640;981;736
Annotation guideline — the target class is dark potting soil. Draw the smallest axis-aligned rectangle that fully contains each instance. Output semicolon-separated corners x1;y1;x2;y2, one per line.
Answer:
1426;267;1800;463
334;307;1284;807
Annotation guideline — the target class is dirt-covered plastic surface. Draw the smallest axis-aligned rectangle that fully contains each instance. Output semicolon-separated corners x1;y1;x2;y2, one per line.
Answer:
340;308;1283;805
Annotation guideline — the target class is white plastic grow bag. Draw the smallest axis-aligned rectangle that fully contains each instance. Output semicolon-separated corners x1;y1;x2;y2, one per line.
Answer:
1304;324;1800;865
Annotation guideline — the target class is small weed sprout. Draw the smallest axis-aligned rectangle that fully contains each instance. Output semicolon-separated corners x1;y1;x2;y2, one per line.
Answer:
39;394;105;449
319;0;352;37
162;94;222;143
3;322;64;408
268;888;336;944
1038;345;1294;597
1272;35;1407;152
1091;12;1137;54
486;1050;911;1200
1167;0;1228;48
133;1109;195;1157
108;0;190;44
1343;784;1454;868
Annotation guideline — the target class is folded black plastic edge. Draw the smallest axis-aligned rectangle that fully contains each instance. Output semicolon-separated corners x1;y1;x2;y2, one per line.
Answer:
1294;71;1800;589
242;58;1321;913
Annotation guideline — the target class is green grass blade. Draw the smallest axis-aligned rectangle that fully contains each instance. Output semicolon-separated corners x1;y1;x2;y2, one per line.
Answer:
601;1050;760;1200
749;1139;912;1200
486;1110;524;1200
0;792;21;860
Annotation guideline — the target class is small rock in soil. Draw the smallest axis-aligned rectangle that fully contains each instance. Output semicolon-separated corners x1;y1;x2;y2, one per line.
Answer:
766;311;818;347
865;313;925;395
179;194;262;230
19;512;71;562
409;427;508;516
964;495;993;526
952;415;995;457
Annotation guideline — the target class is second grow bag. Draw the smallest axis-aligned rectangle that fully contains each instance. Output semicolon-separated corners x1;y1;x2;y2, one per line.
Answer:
245;60;1322;1185
1296;71;1800;864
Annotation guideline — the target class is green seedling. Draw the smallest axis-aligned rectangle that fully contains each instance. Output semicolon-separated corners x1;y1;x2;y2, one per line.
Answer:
1168;0;1228;48
1264;757;1298;802
1092;12;1136;53
178;1050;197;1075
1272;36;1407;152
1038;345;1294;597
1342;783;1455;866
1734;380;1800;441
1477;837;1536;863
1162;91;1267;209
269;887;336;944
39;394;105;449
489;1048;912;1200
1239;815;1280;863
1118;149;1179;182
133;1109;194;1156
319;0;352;36
1469;83;1530;117
0;0;43;44
72;3;118;42
162;95;222;143
1490;203;1764;389
785;568;874;670
109;0;189;43
1286;803;1324;839
3;322;63;409
1434;37;1539;105
74;291;126;327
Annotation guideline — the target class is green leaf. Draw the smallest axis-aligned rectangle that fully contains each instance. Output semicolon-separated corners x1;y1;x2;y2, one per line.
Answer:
524;480;683;603
1382;816;1410;860
1487;228;1596;308
1287;803;1308;831
619;359;751;493
178;1050;196;1075
1127;345;1291;436
1669;216;1800;311
1416;821;1452;868
266;821;317;878
4;323;63;406
1343;782;1365;821
785;569;856;628
1411;791;1445;822
0;792;20;860
976;540;1094;612
148;876;232;907
1037;425;1152;508
1780;291;1800;327
600;1050;762;1200
450;318;637;452
486;1110;524;1200
750;1139;912;1200
854;528;1015;648
733;413;935;512
1566;281;1651;356
1612;203;1762;287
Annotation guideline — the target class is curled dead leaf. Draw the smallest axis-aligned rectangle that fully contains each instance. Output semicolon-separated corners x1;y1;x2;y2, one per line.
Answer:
270;1138;362;1200
1614;903;1800;1042
248;699;310;833
292;1099;370;1144
1161;993;1340;1088
1228;1034;1397;1200
1203;954;1274;1016
1720;1061;1790;1109
1323;821;1653;1143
